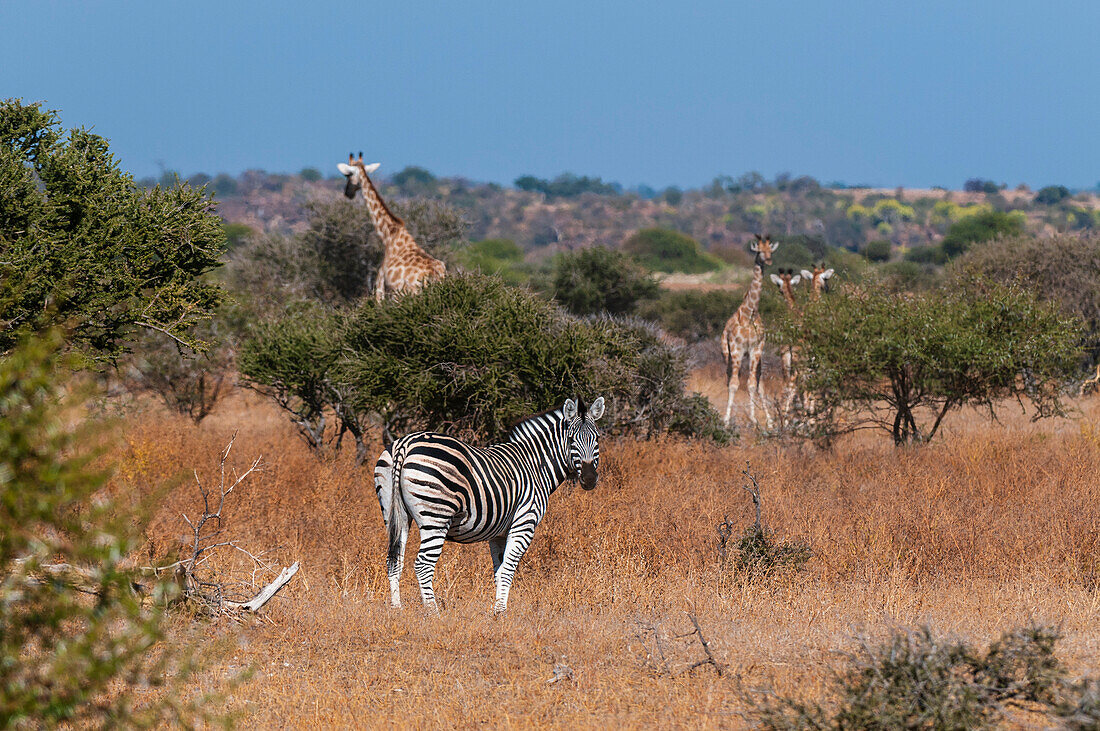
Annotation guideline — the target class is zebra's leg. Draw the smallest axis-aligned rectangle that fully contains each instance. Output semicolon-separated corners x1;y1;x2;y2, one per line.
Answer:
387;518;409;609
413;523;450;614
489;536;507;576
493;521;537;614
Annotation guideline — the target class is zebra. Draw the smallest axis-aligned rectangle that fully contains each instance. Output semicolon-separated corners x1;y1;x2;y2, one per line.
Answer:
374;396;605;613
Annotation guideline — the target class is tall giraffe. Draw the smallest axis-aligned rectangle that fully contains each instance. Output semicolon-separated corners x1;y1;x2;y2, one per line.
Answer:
800;264;834;300
337;153;446;302
721;234;777;430
769;267;802;419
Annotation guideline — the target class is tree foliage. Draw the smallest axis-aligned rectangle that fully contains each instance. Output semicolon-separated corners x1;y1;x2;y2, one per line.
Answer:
550;246;659;316
0;333;207;726
240;275;729;453
621;227;722;274
941;209;1025;257
0;99;225;360
953;233;1100;361
774;281;1082;445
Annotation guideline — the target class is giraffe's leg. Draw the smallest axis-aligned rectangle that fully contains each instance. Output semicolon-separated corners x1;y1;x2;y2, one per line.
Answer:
782;351;796;421
493;517;538;613
375;272;385;303
724;341;744;428
748;344;772;430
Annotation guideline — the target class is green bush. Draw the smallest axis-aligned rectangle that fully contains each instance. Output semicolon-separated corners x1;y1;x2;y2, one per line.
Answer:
905;243;949;265
299;167;323;182
0;99;225;359
550;246;659;316
862;239;892;262
241;275;729;450
774;280;1082;445
0;333;208;726
1035;185;1071;205
952;233;1100;361
622;228;722;274
941;209;1025;258
636;289;742;342
455;238;530;285
748;626;1065;730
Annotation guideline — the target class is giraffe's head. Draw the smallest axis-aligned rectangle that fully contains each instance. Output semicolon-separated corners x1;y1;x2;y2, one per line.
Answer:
563;396;605;490
799;264;835;298
769;268;801;292
749;234;777;266
336;152;381;199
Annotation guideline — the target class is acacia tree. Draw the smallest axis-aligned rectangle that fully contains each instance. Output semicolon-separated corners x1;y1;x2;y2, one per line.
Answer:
0;99;225;360
774;280;1082;445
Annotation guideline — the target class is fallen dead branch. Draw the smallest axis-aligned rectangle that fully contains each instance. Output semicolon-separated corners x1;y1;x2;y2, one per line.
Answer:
145;431;300;617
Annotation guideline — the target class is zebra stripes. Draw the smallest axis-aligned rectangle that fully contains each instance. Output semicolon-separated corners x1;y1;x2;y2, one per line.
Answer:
374;397;605;613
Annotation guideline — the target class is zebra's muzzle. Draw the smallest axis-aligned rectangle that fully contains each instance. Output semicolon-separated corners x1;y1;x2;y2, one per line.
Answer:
579;461;598;490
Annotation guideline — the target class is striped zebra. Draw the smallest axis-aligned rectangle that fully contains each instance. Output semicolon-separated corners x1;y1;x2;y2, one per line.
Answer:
374;397;605;613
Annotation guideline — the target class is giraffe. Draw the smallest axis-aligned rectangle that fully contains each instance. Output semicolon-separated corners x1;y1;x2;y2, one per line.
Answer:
721;234;778;430
769;267;802;419
800;263;834;300
337;153;446;302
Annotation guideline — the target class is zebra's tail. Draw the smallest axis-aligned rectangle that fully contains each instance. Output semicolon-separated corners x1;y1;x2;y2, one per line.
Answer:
387;441;410;567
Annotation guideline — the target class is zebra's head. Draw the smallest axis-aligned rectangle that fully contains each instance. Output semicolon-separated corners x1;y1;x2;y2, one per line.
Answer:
563;396;605;490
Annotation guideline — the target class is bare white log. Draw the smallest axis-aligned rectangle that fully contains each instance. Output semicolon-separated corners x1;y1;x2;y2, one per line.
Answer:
225;561;300;612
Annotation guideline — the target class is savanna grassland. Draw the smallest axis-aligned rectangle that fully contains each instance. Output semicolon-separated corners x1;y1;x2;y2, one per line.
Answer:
120;374;1100;728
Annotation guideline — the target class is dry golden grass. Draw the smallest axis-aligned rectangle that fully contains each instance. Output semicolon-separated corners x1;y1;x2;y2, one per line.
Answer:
116;378;1100;728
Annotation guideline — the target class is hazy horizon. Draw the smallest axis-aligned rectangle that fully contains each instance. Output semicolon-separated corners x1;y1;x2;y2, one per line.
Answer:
3;1;1097;191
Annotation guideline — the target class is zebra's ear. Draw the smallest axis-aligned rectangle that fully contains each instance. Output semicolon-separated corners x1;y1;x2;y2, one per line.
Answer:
563;398;578;420
589;397;605;421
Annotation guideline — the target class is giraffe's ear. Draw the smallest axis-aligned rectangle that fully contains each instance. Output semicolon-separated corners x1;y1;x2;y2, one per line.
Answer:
589;397;605;421
822;269;835;279
790;274;801;285
563;399;578;420
800;269;813;280
770;241;780;251
749;240;759;252
337;163;355;176
362;162;381;175
769;274;783;286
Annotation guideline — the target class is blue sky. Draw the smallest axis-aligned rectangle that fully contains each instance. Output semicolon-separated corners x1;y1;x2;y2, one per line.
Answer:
3;1;1097;190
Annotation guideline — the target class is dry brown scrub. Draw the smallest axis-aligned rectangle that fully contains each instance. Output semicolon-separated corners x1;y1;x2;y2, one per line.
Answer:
118;381;1100;728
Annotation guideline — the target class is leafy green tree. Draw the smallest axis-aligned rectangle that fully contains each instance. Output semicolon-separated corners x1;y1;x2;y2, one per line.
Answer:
775;281;1081;445
862;239;892;262
241;275;728;449
941;209;1026;257
0;332;207;726
455;238;530;285
550;246;659;316
621;228;721;274
953;233;1100;361
635;289;742;342
1035;185;1071;205
299;166;323;182
0;99;225;360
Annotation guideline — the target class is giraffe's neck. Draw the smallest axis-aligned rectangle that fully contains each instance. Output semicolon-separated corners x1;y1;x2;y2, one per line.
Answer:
780;283;798;310
358;174;408;253
739;264;764;318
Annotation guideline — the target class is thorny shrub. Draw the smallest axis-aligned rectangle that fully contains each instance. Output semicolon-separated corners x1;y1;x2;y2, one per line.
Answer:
745;625;1083;730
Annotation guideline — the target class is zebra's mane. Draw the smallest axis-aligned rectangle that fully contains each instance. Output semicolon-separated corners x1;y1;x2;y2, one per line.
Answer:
506;405;564;440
